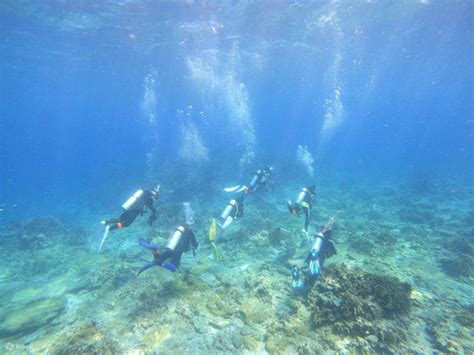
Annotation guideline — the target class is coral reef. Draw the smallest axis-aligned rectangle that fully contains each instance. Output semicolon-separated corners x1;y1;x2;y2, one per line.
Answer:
0;178;472;352
306;264;411;349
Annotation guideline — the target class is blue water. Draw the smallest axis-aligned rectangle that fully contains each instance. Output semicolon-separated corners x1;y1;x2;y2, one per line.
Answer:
1;0;472;222
0;1;473;352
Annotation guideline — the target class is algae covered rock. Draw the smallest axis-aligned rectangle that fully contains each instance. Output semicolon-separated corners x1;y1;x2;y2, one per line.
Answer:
0;296;66;337
49;321;119;354
306;263;411;346
1;216;87;250
438;254;474;278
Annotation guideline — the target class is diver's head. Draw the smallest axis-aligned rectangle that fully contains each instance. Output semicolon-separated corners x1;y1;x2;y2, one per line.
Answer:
151;184;160;197
308;185;316;194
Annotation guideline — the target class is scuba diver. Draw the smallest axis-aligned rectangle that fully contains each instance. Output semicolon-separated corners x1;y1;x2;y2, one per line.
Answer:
287;185;316;239
291;218;336;292
224;166;274;194
246;166;274;193
137;222;198;274
217;195;245;232
102;185;160;231
99;185;160;251
208;193;245;259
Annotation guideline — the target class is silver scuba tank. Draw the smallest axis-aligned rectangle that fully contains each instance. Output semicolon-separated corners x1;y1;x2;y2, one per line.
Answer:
296;188;308;204
249;170;260;188
221;200;237;219
311;232;324;254
167;225;185;251
122;190;144;210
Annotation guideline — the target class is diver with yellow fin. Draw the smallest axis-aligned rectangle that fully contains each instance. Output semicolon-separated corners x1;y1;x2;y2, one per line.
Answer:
287;185;316;240
209;194;245;259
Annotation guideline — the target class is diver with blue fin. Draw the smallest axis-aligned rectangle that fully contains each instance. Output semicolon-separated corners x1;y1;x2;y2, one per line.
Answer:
99;185;160;251
291;218;336;292
224;166;274;194
287;185;316;240
137;221;198;275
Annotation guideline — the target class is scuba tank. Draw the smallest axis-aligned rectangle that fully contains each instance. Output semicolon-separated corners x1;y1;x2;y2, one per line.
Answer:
167;225;186;251
311;232;324;254
296;188;308;204
122;190;144;210
248;170;261;190
221;200;237;220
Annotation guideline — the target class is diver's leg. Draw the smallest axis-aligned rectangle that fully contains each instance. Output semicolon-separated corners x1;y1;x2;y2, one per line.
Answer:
303;207;310;232
121;209;141;227
170;250;183;267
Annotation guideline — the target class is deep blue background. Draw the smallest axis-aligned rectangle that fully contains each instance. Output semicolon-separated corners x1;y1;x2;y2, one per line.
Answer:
0;0;472;221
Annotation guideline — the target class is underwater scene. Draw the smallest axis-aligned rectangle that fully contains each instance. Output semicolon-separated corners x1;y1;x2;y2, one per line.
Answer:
0;1;473;353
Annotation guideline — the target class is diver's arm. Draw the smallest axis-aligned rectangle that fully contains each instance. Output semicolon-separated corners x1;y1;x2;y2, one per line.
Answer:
190;231;199;249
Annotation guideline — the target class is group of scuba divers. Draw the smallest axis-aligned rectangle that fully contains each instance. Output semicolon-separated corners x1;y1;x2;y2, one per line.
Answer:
100;166;336;292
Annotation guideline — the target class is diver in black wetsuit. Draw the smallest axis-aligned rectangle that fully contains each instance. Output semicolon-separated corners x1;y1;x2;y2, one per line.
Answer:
138;222;198;274
290;218;336;292
102;185;160;232
246;166;274;193
287;185;316;238
224;166;274;195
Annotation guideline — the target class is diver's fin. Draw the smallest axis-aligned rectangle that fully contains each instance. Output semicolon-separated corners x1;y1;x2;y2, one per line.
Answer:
209;218;216;242
98;225;110;252
161;261;177;272
224;185;242;193
138;238;160;251
137;261;156;275
209;218;219;261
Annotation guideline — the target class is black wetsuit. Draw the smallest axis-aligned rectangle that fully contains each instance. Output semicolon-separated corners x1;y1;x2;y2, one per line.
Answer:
247;166;273;193
107;190;157;231
288;186;316;232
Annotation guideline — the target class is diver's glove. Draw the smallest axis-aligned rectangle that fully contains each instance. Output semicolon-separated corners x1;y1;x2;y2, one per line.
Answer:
291;266;304;289
308;250;321;276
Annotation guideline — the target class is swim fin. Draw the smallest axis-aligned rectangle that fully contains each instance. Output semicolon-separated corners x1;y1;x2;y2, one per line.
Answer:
209;218;219;261
98;225;110;252
138;238;160;252
161;261;177;272
209;218;216;242
137;261;157;275
224;185;241;192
